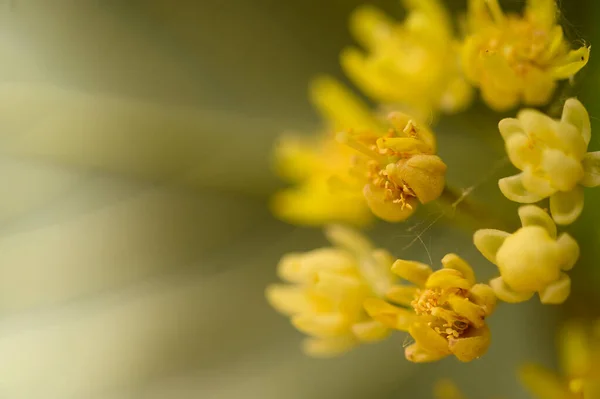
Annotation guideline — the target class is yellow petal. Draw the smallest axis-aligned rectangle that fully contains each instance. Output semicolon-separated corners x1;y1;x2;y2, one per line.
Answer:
498;117;525;142
499;174;545;203
302;336;358;358
388;112;437;152
562;98;591;146
525;0;557;29
409;321;451;355
473;229;510;265
385;285;418;306
522;68;556;107
351;320;390;342
551;46;591;80
377;137;432;155
490;276;534;303
387;155;447;204
404;342;448;363
349;5;393;49
549;187;584;225
519;363;572;399
518;109;561;146
448;325;491;362
556;232;580;271
441;253;476;286
309;76;378;131
363;184;417;222
538;273;571;304
518;205;556;239
540;149;584;192
469;283;497;316
426;269;472;290
391;259;433;286
277;248;355;283
505;134;539;171
581;151;600;187
265;284;311;315
447;295;486;328
554;121;587;160
521;168;555;198
292;313;349;338
363;298;413;331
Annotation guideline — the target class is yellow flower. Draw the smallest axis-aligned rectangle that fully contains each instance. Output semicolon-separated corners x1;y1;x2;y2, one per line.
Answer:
340;111;447;222
270;77;380;226
498;98;599;225
341;0;472;118
265;225;396;357
474;205;579;304
462;0;590;111
520;320;600;399
365;253;496;362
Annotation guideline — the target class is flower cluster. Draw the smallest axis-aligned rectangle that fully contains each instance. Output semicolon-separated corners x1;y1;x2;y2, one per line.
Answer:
266;0;596;387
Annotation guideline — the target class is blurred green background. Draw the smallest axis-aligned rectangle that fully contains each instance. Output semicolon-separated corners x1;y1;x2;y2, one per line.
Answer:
0;1;597;398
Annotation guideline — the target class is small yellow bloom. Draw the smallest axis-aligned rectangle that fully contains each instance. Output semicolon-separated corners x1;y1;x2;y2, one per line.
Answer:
498;98;599;225
341;0;472;118
520;320;600;399
365;253;496;362
474;205;579;304
340;111;447;222
271;77;380;226
462;0;590;111
266;225;396;357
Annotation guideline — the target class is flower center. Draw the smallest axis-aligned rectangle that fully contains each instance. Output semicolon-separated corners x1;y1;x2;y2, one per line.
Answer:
411;288;471;339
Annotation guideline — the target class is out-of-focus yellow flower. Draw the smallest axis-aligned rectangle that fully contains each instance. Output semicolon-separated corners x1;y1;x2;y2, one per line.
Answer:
272;76;448;225
340;111;447;222
271;77;380;226
365;253;496;362
341;0;472;118
462;0;590;111
265;225;396;357
497;98;599;225
520;320;600;399
474;205;579;304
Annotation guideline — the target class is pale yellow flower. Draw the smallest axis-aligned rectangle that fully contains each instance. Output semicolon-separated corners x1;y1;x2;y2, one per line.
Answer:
265;225;396;357
462;0;590;111
498;98;599;225
341;0;472;118
365;253;496;362
271;77;380;226
474;205;579;304
520;320;600;399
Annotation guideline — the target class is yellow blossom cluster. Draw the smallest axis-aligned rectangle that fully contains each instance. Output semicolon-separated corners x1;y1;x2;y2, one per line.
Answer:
266;0;596;383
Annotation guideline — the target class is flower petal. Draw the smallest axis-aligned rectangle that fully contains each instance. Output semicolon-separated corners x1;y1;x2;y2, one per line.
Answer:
404;343;448;363
441;253;475;286
447;295;486;328
561;97;591;146
265;284;311;315
426;269;471;290
351;320;390;342
519;363;572;399
490;276;534;303
448;325;491;362
538;273;571;305
473;229;510;265
505;135;540;171
499;174;545;203
391;259;432;286
540;149;584;192
581;151;600;187
325;224;373;256
498;118;525;142
521;168;555;198
556;232;580;271
363;298;413;331
302;336;358;358
292;313;348;338
363;184;417;222
469;284;497;316
409;321;451;355
518;205;556;239
385;285;418;306
549;187;584;225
